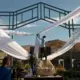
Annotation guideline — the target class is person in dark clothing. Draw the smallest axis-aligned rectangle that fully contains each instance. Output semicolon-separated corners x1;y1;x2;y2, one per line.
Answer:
0;56;11;80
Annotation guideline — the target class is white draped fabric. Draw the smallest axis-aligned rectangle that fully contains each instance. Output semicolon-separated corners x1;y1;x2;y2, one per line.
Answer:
42;29;80;60
0;29;30;60
39;6;80;34
34;35;40;59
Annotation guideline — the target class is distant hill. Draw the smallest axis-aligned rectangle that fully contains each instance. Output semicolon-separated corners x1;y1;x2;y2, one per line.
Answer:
45;39;65;53
45;39;80;53
72;43;80;52
22;39;80;53
22;45;32;52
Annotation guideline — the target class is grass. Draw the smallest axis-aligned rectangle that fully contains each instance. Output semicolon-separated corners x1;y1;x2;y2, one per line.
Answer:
0;51;7;57
0;51;7;64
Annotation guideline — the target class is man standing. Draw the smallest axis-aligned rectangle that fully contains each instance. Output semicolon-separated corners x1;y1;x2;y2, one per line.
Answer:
0;56;12;80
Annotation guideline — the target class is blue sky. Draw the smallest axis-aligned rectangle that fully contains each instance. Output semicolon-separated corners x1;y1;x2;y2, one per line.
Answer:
0;0;80;45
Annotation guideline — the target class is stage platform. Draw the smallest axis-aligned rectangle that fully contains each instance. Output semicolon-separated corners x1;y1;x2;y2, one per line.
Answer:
24;76;63;80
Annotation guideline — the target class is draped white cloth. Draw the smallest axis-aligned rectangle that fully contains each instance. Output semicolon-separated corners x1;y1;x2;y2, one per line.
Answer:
43;28;80;60
39;6;80;34
34;35;40;59
0;29;30;60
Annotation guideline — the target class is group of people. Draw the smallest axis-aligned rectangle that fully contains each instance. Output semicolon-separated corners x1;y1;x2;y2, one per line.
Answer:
0;56;34;80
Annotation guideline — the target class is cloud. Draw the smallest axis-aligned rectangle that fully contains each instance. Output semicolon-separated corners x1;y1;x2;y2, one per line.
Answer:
23;24;36;28
45;16;80;25
0;19;4;24
0;20;37;29
17;21;37;28
0;19;8;29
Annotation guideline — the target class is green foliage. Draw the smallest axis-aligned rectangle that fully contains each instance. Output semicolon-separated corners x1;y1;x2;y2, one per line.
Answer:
13;60;31;74
24;64;31;73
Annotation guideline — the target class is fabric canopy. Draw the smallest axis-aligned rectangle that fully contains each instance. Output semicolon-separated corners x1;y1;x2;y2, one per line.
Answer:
0;29;30;60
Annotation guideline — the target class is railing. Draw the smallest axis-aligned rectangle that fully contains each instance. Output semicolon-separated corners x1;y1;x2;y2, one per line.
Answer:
0;2;80;30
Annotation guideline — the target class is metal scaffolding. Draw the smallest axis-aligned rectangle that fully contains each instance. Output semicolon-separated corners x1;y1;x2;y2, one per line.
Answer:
0;2;80;69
